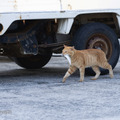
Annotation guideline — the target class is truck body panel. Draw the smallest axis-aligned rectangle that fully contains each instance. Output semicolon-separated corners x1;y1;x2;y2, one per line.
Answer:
0;0;120;35
0;0;61;12
0;0;120;12
61;0;120;10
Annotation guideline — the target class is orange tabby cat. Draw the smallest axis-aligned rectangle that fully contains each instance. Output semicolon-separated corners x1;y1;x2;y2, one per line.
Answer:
62;45;113;82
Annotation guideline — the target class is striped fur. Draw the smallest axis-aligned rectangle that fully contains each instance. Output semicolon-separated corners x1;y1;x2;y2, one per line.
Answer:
62;45;113;82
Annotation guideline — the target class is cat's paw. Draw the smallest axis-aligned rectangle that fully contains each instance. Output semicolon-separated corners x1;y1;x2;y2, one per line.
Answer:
62;79;66;83
91;77;97;80
110;74;114;78
79;79;83;82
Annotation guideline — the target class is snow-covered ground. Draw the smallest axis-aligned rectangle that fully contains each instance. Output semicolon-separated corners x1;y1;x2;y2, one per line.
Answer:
0;56;119;120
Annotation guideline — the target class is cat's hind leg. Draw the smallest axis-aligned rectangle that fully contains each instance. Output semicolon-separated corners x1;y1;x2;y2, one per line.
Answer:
62;66;77;83
100;62;113;78
91;66;100;80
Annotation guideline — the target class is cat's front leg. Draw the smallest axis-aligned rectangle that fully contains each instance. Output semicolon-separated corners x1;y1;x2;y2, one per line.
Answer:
62;66;77;83
79;66;85;82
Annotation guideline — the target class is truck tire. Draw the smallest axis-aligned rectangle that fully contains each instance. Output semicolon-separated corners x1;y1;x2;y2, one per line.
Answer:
72;22;120;75
12;53;52;69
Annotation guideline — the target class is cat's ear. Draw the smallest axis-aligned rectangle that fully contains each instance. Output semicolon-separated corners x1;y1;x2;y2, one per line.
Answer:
72;46;74;49
64;45;67;48
70;46;75;51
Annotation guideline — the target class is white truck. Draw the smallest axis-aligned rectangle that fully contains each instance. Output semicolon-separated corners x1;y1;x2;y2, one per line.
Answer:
0;0;120;75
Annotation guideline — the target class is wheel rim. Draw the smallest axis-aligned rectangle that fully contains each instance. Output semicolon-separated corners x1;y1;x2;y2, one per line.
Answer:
86;34;112;60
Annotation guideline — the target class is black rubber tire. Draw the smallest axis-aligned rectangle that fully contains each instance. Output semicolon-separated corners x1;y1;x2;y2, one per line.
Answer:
72;22;120;75
12;53;52;69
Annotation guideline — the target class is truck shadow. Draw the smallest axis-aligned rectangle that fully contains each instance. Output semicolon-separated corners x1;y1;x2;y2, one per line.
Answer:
0;63;119;84
0;66;80;84
0;67;67;77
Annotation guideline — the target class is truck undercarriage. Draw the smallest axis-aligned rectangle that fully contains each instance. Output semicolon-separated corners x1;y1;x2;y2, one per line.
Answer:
0;12;119;75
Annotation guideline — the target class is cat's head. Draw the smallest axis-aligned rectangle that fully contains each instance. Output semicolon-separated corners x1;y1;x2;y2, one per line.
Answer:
62;45;75;56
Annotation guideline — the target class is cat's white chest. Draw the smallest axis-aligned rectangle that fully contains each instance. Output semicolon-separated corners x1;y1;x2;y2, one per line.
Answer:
64;54;71;65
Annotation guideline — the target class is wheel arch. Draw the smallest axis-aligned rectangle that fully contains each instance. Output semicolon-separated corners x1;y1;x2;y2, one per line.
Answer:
71;12;120;38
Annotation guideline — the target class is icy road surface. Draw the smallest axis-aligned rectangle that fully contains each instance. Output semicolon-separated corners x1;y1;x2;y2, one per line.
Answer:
0;56;119;120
